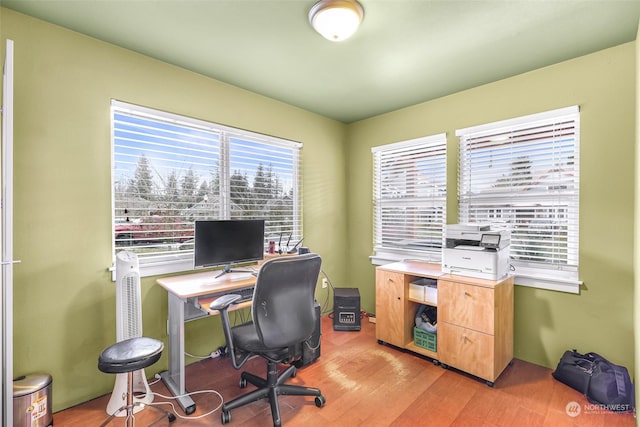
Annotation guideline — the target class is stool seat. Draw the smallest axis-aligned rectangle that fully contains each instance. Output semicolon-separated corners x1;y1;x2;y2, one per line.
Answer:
98;337;163;374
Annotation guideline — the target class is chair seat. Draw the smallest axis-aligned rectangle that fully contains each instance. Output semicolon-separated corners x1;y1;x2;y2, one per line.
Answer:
98;337;164;374
232;323;291;361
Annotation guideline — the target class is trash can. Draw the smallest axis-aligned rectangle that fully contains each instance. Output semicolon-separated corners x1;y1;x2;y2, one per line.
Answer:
13;374;53;427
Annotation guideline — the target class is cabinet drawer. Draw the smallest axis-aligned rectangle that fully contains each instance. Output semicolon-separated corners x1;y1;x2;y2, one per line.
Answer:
439;280;494;334
439;322;495;381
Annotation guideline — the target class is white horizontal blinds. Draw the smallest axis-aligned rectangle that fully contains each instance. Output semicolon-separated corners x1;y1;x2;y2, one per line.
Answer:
457;106;579;273
112;100;303;271
112;104;221;261
372;134;447;261
227;133;302;247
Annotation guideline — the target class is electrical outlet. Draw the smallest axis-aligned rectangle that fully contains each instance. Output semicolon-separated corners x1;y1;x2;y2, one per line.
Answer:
322;278;328;288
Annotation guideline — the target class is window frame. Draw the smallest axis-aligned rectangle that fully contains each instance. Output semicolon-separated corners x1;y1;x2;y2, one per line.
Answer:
110;100;302;278
456;106;581;293
370;133;447;265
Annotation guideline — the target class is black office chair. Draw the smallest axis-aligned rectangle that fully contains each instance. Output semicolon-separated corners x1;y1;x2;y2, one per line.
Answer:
210;253;326;427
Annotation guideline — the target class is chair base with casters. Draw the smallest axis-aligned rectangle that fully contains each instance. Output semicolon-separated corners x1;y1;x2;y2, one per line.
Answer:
220;358;326;426
98;337;176;427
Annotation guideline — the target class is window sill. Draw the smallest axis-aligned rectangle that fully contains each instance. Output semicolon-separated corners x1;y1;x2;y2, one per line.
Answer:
370;249;441;266
110;254;194;281
513;273;581;294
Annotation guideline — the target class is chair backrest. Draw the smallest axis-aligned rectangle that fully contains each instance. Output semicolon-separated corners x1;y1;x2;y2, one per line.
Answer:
252;253;322;349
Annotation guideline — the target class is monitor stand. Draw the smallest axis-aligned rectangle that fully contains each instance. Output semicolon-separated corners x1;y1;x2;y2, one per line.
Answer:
214;264;254;279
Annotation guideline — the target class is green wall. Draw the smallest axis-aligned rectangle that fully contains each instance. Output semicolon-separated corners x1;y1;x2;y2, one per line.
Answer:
0;8;348;411
347;42;636;372
1;5;637;414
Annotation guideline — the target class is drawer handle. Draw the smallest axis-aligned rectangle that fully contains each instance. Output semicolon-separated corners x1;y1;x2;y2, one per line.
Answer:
461;335;467;343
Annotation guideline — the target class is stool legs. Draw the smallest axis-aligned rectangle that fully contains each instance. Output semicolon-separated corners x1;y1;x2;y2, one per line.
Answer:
99;370;176;426
126;371;135;427
99;370;136;427
106;370;153;416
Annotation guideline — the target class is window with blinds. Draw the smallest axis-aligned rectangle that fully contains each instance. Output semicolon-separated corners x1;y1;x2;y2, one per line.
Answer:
111;100;302;277
456;106;580;286
372;133;447;264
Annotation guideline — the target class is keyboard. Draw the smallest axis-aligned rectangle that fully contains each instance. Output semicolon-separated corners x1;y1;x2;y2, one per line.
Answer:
232;286;254;303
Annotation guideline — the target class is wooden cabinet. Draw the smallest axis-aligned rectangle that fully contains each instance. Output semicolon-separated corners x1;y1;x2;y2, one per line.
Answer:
375;261;513;385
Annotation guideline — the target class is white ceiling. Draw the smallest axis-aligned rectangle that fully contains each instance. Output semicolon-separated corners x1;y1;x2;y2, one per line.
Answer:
2;0;640;123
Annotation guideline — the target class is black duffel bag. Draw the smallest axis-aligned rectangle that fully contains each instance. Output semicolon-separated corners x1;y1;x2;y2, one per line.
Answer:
552;349;635;413
552;349;593;394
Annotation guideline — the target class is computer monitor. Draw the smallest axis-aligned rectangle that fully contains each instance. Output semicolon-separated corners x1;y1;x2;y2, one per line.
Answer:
194;219;265;278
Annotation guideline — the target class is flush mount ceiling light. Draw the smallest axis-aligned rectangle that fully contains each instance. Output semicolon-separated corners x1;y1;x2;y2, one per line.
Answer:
309;0;364;42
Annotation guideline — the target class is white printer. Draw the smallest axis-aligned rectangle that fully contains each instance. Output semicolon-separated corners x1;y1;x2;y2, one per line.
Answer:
442;223;510;281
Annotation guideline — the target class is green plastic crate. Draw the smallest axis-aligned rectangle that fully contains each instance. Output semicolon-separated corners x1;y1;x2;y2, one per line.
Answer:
413;327;437;352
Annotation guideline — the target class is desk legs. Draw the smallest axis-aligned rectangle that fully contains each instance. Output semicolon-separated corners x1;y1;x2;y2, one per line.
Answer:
160;292;196;415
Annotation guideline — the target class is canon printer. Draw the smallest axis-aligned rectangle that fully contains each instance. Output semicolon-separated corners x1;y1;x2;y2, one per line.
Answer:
442;223;510;281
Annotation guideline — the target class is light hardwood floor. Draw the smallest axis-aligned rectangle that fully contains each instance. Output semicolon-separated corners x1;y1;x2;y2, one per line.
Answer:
54;316;635;426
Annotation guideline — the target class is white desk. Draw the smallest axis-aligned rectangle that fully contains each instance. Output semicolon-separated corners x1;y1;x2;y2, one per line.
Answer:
156;270;256;414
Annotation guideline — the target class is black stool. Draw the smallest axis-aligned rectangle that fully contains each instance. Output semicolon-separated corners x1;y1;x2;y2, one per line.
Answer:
98;337;176;426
